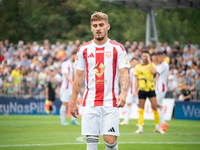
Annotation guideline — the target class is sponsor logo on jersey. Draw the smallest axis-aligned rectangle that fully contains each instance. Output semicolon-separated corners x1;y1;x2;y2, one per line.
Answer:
93;62;106;78
92;79;107;84
105;51;111;58
96;50;104;53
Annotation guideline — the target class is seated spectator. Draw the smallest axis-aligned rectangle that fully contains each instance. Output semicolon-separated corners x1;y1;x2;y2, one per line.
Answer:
190;78;197;100
179;83;191;101
172;41;181;56
161;42;171;55
163;52;170;64
3;78;11;94
195;74;200;99
4;39;10;51
184;41;195;54
182;49;189;60
8;43;16;55
194;45;200;58
7;52;13;65
21;55;30;69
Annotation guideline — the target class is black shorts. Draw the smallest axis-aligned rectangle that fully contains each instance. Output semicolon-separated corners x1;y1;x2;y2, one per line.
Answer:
139;90;156;99
48;94;55;102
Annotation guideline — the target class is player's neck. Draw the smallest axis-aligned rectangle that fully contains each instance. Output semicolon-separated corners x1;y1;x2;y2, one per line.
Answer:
70;58;73;63
93;36;108;46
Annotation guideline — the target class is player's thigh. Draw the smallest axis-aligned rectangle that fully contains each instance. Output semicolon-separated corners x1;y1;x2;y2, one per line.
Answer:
149;91;157;110
102;107;119;136
60;88;71;102
156;91;166;106
81;106;101;136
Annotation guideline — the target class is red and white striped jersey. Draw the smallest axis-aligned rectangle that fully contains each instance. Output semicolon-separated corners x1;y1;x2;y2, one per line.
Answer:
60;60;75;90
156;61;169;92
75;39;130;107
128;68;135;95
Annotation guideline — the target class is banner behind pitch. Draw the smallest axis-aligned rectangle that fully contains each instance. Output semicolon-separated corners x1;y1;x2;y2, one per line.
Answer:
0;98;61;115
175;101;200;120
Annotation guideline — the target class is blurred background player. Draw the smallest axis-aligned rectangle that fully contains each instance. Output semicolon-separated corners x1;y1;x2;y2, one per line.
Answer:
120;57;140;125
155;52;169;132
70;12;130;150
60;51;80;125
134;51;165;134
45;69;59;114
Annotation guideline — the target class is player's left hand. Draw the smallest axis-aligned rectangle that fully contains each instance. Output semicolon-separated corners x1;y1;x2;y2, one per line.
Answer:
70;102;79;118
117;94;126;108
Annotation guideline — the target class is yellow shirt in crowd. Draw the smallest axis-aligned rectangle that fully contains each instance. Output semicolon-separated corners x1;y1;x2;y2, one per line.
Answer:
11;70;21;84
164;57;170;64
134;63;156;92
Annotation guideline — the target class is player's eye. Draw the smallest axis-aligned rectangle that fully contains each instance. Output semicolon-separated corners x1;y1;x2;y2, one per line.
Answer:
93;24;97;28
99;23;104;27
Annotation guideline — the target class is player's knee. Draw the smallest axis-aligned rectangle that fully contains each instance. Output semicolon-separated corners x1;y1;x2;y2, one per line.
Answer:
104;137;117;145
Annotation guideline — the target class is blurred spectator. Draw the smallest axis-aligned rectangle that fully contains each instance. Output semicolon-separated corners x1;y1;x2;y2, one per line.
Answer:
167;75;178;99
161;42;171;55
8;43;16;55
21;55;30;69
182;48;189;60
4;39;10;51
124;41;131;52
179;83;191;101
184;41;195;54
172;41;181;56
11;65;21;97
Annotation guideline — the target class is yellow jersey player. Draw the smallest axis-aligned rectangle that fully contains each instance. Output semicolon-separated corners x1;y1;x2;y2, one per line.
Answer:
134;51;165;134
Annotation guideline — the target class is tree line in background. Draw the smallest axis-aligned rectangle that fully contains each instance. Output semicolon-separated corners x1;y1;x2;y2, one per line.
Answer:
0;0;200;46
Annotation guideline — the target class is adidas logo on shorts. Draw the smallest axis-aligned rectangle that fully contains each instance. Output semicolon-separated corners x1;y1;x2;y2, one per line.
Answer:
108;127;115;132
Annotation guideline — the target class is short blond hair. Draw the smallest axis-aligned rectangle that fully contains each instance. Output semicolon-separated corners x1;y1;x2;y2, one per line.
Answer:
91;12;108;23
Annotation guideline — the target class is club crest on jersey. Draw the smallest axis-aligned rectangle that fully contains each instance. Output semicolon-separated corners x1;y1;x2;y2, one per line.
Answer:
93;62;106;78
105;51;111;58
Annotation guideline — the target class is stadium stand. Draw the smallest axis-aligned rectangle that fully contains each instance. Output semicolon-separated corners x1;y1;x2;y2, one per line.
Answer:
0;39;199;101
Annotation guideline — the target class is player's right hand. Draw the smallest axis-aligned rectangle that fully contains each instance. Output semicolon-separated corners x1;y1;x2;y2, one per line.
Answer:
70;102;79;118
133;91;138;97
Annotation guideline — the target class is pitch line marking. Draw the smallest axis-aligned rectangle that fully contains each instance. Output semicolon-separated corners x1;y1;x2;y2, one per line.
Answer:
1;142;200;147
121;133;200;135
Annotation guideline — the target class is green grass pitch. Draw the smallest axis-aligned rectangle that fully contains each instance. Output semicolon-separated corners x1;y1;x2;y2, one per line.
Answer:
0;115;200;150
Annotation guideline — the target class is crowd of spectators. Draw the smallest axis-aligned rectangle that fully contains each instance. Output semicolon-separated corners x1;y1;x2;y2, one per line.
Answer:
0;39;200;101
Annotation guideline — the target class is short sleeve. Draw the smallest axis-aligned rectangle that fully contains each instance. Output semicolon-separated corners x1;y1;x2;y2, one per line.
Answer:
156;64;165;74
62;62;69;74
134;65;139;76
118;50;130;69
75;50;86;71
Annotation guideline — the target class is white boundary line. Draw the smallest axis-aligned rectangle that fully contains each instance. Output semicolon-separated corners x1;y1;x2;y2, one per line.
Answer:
120;133;200;135
0;142;200;147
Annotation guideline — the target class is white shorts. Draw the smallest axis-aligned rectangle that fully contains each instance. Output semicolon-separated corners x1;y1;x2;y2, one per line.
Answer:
156;91;166;106
126;94;139;104
60;88;72;102
81;106;119;136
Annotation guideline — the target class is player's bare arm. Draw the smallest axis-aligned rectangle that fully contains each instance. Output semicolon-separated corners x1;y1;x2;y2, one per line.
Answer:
117;68;129;107
147;54;157;74
133;75;138;97
70;69;84;118
65;73;73;83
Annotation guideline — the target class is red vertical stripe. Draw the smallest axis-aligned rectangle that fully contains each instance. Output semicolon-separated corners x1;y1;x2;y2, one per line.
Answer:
162;83;165;92
83;48;88;106
112;47;117;107
94;47;105;106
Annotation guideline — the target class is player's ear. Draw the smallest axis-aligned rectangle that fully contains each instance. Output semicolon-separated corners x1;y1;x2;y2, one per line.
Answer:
107;23;110;30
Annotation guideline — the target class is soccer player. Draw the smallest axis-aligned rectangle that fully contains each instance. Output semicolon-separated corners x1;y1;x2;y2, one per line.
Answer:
155;52;169;131
60;51;80;126
134;51;165;134
120;57;140;125
70;12;130;150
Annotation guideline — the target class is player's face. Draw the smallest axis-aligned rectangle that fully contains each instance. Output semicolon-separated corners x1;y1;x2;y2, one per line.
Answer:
141;53;148;64
132;60;139;67
71;54;77;62
157;55;163;63
91;20;110;41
